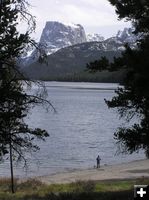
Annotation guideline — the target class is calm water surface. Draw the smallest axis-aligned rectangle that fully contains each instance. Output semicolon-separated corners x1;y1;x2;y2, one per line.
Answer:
0;82;145;177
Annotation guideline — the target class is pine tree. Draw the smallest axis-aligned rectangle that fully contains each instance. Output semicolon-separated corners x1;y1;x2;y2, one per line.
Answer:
87;0;149;157
0;0;51;193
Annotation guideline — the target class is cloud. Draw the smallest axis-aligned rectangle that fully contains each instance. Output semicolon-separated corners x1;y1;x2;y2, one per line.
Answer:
28;0;130;40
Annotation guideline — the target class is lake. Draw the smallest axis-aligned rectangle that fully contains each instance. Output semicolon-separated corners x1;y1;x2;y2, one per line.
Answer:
0;82;145;177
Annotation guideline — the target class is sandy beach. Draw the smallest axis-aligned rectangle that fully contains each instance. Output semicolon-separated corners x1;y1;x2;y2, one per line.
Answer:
38;159;149;184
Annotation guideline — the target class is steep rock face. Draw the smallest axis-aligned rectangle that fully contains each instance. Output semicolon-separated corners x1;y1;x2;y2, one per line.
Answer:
21;21;87;66
40;21;87;55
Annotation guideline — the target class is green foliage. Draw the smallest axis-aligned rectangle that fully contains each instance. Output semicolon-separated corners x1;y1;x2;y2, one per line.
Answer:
0;0;33;67
87;0;149;156
87;56;110;72
41;70;125;83
0;0;51;193
70;180;96;192
107;0;149;156
0;68;49;161
0;0;50;161
0;178;149;200
24;40;122;80
108;0;149;34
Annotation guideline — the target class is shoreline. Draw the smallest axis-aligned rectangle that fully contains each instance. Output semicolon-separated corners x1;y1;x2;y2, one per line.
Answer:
37;159;149;184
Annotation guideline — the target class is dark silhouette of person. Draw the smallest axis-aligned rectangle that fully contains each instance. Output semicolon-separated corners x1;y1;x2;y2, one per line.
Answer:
96;155;101;168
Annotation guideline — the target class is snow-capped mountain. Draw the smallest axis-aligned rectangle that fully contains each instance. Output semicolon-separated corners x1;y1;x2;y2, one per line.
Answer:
87;33;104;42
38;26;138;55
21;21;87;66
22;26;140;80
116;28;140;43
23;40;122;80
104;27;140;51
21;23;139;68
40;21;87;55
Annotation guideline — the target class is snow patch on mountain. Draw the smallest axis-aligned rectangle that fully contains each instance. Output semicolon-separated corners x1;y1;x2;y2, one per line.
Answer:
21;23;139;67
40;21;87;55
116;27;140;43
87;33;104;42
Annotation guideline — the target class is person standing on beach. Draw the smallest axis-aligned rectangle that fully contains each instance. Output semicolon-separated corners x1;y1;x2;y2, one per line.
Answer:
96;155;101;168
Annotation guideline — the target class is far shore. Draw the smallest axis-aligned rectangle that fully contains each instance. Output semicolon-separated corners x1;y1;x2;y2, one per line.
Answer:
36;159;149;184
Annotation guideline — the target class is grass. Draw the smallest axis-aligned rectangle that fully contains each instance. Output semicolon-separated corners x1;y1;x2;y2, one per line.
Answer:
0;177;149;200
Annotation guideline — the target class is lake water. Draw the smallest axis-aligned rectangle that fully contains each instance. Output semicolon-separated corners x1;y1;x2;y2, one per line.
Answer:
0;82;145;177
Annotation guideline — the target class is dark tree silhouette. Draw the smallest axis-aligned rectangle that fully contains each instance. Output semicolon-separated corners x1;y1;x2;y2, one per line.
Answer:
87;0;149;157
0;0;52;193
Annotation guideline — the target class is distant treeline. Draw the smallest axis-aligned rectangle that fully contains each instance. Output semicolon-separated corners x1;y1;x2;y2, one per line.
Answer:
39;70;126;83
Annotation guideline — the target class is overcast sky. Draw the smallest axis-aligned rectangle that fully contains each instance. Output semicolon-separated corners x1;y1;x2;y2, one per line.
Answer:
29;0;131;41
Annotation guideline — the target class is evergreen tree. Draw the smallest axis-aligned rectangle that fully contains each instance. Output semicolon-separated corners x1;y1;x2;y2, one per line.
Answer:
0;0;51;193
87;0;149;157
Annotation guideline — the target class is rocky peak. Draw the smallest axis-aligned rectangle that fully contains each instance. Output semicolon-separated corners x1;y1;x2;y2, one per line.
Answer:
116;27;139;43
39;21;87;55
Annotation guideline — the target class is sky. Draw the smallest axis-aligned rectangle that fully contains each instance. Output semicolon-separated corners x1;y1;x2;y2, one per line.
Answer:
28;0;131;41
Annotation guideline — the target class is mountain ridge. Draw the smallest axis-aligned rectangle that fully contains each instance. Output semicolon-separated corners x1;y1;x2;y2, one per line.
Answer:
23;40;122;81
22;21;138;67
22;21;139;82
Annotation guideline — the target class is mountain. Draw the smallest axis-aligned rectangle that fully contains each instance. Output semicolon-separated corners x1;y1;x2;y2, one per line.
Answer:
87;33;104;42
23;39;123;81
21;25;139;82
102;27;140;51
21;21;138;67
21;21;87;66
39;21;87;55
116;27;140;44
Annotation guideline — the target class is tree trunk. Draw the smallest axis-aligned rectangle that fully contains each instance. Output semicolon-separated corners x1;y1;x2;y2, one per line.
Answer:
9;141;14;193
